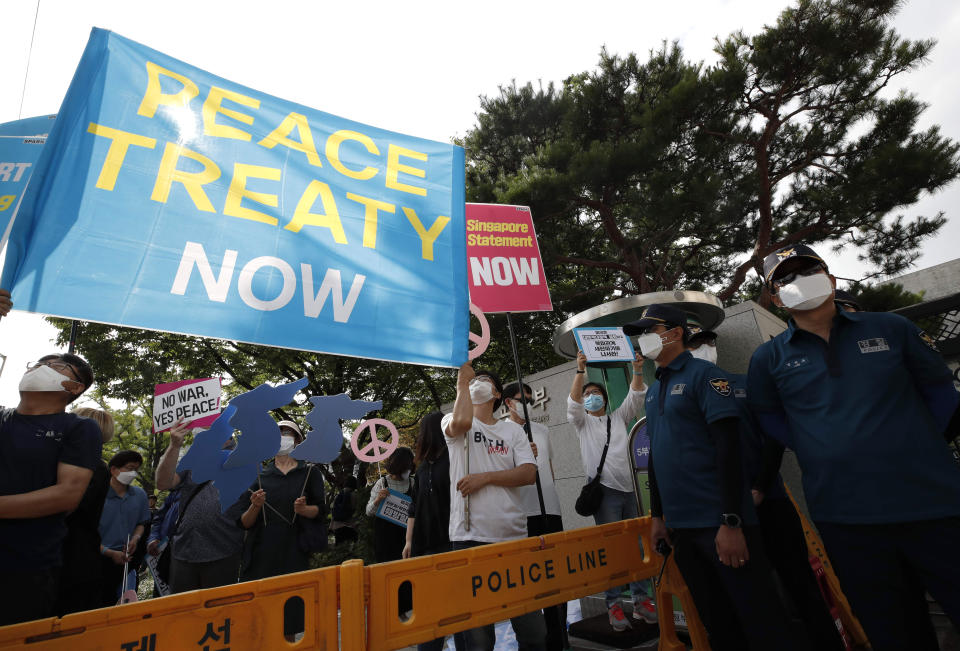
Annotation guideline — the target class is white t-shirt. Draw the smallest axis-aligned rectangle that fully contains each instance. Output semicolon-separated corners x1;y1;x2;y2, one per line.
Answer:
441;414;536;543
566;387;646;492
516;421;563;517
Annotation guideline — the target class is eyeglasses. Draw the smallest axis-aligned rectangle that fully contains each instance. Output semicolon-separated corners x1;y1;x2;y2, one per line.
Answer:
771;263;825;290
27;360;81;383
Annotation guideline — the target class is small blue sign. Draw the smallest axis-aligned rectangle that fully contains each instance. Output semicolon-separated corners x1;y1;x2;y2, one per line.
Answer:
0;115;55;241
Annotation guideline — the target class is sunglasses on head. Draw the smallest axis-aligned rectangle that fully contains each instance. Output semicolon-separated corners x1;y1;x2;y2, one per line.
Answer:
772;263;825;289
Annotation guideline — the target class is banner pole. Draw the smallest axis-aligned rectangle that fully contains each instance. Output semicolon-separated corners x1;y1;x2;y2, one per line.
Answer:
505;311;547;518
68;320;80;354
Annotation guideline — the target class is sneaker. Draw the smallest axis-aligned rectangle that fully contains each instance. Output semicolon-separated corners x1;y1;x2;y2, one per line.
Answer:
608;603;631;632
632;596;657;624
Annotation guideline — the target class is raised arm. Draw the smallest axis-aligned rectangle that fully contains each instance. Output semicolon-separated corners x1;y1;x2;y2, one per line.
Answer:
629;352;646;391
155;420;188;491
446;362;475;439
569;351;587;403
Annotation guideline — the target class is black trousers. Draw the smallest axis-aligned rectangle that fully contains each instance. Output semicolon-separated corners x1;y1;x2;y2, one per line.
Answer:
0;567;59;626
527;514;568;651
671;525;804;651
756;498;846;651
99;554;127;607
169;553;240;593
817;517;960;651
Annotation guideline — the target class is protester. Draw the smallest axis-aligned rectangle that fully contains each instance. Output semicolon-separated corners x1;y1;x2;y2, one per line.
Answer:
567;350;656;629
443;362;545;651
625;304;802;651
365;445;415;561
97;450;150;606
690;327;845;650
329;476;359;544
503;381;568;650
227;420;325;638
146;486;182;596
155;419;243;593
55;407;115;615
402;412;465;651
0;348;100;626
748;244;960;651
365;445;415;617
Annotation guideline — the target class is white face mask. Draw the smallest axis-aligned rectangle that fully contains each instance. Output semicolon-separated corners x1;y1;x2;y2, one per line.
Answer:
277;435;296;456
469;379;496;405
778;273;833;311
116;470;137;485
509;399;530;418
19;364;72;393
636;332;664;359
401;470;411;481
690;345;718;365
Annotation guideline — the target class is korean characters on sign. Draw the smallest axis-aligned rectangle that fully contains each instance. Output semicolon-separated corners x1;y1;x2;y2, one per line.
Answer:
573;327;636;362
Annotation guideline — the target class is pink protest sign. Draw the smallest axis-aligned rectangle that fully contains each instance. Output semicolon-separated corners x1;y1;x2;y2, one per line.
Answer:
468;302;491;360
351;418;400;462
153;377;222;432
466;204;553;313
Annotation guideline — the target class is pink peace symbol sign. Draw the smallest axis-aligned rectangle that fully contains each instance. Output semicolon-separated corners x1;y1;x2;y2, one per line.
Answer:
351;418;400;463
469;302;491;360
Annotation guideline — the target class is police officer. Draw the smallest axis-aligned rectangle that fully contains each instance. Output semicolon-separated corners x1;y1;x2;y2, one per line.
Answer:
747;243;960;651
624;304;802;651
690;326;846;650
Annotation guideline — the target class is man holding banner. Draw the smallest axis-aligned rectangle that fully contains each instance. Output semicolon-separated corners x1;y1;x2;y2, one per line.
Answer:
442;362;545;651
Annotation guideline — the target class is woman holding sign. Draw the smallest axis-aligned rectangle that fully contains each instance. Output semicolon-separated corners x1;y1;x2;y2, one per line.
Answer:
229;420;326;639
365;446;415;617
568;349;657;631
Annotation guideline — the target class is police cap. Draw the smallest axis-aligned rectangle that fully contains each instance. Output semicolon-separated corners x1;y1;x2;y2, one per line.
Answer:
762;244;826;286
622;304;688;336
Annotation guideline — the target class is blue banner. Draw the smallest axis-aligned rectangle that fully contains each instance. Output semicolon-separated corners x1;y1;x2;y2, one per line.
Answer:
2;29;468;367
0;115;55;242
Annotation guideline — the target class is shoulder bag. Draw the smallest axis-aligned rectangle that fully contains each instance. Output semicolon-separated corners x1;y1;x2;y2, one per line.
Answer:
574;416;611;517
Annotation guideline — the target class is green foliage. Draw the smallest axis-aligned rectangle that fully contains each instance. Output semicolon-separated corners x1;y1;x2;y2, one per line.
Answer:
463;0;958;311
708;0;959;300
462;46;753;310
848;281;924;312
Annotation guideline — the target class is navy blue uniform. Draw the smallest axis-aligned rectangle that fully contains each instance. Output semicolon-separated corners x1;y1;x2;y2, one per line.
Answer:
730;375;845;651
647;352;801;651
646;353;755;527
0;407;102;625
747;308;960;650
747;309;960;523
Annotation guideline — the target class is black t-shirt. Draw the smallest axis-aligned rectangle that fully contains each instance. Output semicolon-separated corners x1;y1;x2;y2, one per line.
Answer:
0;407;102;572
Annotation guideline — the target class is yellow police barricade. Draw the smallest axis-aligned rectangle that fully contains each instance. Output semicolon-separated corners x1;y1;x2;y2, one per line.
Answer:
654;555;712;651
363;517;685;650
0;564;340;650
785;486;869;648
0;520;713;650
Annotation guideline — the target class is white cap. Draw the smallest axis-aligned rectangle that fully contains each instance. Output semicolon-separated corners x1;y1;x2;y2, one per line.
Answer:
277;420;302;437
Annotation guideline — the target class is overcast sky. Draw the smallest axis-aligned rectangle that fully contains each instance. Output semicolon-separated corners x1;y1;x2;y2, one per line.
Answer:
1;0;958;404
